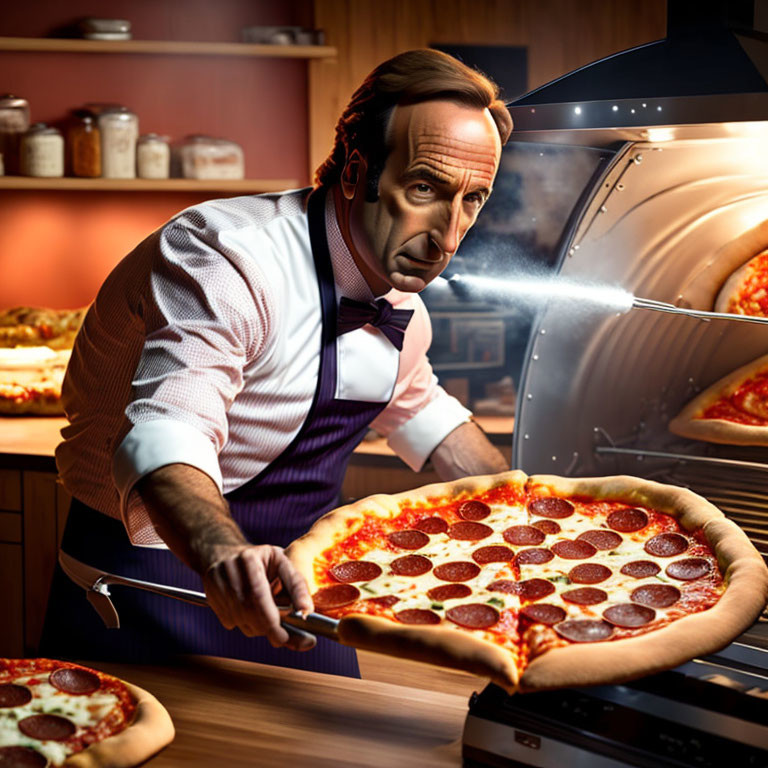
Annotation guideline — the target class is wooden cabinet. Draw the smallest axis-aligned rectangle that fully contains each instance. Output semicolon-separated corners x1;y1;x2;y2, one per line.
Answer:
0;465;70;657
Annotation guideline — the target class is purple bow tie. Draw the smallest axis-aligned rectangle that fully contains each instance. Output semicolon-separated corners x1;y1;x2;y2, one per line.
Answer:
337;297;414;351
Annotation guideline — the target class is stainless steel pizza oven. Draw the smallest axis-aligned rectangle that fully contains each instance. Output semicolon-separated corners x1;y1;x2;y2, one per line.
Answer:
434;0;768;580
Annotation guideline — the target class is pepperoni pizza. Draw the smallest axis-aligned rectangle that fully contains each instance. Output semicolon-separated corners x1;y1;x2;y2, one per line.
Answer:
287;471;768;693
0;658;173;767
669;353;768;446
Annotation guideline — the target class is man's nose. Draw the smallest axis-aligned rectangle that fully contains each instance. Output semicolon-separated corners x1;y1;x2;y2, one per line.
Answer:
429;200;462;258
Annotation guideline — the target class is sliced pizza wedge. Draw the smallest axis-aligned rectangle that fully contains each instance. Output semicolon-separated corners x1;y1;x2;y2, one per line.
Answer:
715;247;768;316
669;353;768;445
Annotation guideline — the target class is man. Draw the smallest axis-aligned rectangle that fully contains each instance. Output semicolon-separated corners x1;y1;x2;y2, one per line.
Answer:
43;49;513;677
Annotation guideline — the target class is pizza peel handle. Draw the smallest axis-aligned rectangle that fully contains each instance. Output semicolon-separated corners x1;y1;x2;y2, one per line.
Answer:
57;551;338;641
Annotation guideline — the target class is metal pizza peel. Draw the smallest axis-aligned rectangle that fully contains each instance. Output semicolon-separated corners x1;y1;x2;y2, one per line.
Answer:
58;550;340;643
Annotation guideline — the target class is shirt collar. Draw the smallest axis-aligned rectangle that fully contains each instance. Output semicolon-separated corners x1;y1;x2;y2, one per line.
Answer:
324;189;377;303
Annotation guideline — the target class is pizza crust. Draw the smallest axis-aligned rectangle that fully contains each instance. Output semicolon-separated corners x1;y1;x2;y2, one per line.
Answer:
518;475;768;691
669;353;768;445
677;219;768;311
288;471;768;695
63;681;174;768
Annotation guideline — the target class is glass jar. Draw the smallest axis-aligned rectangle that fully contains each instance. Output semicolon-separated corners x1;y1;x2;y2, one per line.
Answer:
137;133;170;179
98;106;139;178
68;111;101;177
20;123;64;177
180;135;244;180
0;94;30;175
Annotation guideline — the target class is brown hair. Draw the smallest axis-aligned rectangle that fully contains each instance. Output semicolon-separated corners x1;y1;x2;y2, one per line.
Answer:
314;49;512;196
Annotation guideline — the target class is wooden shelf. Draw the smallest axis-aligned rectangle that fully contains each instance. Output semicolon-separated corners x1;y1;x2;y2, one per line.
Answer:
0;36;337;59
0;177;299;192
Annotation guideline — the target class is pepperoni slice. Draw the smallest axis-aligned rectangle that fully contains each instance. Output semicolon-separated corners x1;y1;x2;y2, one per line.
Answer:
414;516;448;534
428;584;472;601
603;603;656;628
396;609;441;625
488;579;517;593
631;584;681;608
366;595;400;608
472;545;515;564
528;497;574;519
0;684;32;708
458;500;491;520
503;525;546;546
620;560;661;579
666;557;711;581
645;532;689;557
0;747;48;768
446;603;500;629
433;561;481;582
533;519;561;535
517;578;555;602
562;587;608;605
552;540;597;560
577;530;622;551
555;619;613;642
568;563;612;584
607;507;649;532
390;554;432;577
18;714;76;741
521;603;567;625
49;666;100;695
329;561;382;584
448;521;493;541
516;548;554;565
388;530;429;550
312;584;360;610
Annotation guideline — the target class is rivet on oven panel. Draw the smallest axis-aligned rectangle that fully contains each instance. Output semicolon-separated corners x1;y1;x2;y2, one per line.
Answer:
600;206;607;213
524;434;530;440
532;354;539;361
612;105;618;112
642;103;647;108
617;183;624;191
540;329;546;334
657;106;662;111
631;109;636;114
527;394;533;400
633;154;643;164
552;456;557;461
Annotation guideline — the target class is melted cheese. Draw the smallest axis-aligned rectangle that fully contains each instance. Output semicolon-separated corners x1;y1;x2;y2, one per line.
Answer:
0;675;119;765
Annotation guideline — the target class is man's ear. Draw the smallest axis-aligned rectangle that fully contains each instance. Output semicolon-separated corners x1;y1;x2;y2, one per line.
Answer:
340;150;367;201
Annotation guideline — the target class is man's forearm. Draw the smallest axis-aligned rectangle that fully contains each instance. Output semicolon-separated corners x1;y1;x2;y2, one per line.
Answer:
429;421;508;480
136;463;246;574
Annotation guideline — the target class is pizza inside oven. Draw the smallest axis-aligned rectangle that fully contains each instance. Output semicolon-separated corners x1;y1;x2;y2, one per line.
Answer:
287;471;768;692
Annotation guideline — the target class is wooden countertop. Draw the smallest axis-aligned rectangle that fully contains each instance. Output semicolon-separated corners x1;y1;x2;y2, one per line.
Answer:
0;416;513;464
93;653;476;767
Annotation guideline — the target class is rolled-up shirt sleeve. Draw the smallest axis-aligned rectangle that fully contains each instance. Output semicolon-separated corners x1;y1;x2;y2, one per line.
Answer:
111;214;271;541
370;296;471;471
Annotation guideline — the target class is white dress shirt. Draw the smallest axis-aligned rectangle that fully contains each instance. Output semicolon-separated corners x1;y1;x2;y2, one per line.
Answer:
56;188;471;546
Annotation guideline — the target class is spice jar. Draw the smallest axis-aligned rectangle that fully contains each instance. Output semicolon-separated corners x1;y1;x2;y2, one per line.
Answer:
137;134;170;179
0;94;30;175
68;110;101;177
180;135;244;180
20;123;64;177
98;106;138;178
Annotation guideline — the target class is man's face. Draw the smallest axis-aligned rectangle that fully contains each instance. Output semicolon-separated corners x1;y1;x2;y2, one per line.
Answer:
344;99;502;294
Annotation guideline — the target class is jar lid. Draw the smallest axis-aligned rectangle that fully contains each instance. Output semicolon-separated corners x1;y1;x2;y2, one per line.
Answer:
99;106;137;120
0;94;29;110
25;122;61;136
138;133;170;143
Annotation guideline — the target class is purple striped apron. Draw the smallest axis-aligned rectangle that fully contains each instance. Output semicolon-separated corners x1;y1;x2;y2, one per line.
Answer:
42;189;391;677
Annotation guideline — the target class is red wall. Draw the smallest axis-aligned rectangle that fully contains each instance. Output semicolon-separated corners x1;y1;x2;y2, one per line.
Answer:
0;0;314;309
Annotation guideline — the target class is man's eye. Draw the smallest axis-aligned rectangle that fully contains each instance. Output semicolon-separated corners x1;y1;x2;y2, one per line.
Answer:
414;183;432;194
465;193;485;206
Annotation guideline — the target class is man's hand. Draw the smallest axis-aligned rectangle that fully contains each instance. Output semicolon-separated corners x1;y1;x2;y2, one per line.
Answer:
203;543;315;651
137;464;316;651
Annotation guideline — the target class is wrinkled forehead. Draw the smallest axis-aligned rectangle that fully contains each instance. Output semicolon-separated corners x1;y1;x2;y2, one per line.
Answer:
387;100;501;185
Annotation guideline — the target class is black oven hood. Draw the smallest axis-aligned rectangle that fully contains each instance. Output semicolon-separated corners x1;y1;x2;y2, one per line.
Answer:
508;0;768;133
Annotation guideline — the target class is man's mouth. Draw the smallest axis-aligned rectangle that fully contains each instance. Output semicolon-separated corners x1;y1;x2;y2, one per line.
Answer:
396;251;439;268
